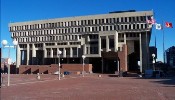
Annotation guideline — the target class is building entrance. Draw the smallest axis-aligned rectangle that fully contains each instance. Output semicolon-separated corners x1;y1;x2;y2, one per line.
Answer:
103;58;118;74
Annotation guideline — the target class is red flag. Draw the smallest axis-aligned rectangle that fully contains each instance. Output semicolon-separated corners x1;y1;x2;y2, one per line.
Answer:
165;22;173;28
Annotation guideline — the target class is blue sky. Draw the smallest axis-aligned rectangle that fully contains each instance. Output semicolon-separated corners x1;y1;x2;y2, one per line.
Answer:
1;0;175;62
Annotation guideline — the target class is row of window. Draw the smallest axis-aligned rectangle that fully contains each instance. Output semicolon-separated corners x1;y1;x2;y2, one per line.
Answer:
17;32;141;43
46;47;78;57
12;23;148;37
19;42;81;48
10;16;148;31
17;35;81;43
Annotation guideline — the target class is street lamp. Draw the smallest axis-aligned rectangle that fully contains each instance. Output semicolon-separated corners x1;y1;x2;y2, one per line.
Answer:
1;39;18;86
152;53;156;71
58;50;62;80
82;55;86;77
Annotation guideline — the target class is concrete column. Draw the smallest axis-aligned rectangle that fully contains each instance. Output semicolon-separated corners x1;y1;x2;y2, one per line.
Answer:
124;33;126;44
98;36;101;56
114;31;118;52
139;33;143;73
63;48;66;57
106;36;109;52
88;46;90;54
87;35;90;41
50;48;53;58
26;44;29;65
70;35;72;40
32;44;36;57
16;45;21;68
70;47;73;57
83;44;86;55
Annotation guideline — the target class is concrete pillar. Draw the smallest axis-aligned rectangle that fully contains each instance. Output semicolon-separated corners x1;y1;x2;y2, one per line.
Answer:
50;48;53;58
88;46;90;54
114;31;118;52
106;36;109;52
124;33;126;44
139;33;143;73
98;36;101;56
83;44;86;55
32;44;36;57
16;45;21;68
70;47;73;57
26;44;29;65
63;48;66;57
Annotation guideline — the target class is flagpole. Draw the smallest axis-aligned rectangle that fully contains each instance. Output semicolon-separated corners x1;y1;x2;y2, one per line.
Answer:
145;13;148;69
162;21;165;63
154;24;157;47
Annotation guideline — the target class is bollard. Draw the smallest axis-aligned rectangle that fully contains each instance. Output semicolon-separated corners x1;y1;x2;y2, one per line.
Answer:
61;73;65;78
37;73;40;80
98;74;102;77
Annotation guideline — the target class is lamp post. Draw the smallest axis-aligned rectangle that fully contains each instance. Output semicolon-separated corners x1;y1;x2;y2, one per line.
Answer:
152;53;156;71
82;55;86;77
1;39;18;86
58;50;62;80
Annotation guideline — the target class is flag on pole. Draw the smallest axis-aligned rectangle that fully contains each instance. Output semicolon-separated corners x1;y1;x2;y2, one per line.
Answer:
165;22;173;28
146;16;156;25
155;23;162;30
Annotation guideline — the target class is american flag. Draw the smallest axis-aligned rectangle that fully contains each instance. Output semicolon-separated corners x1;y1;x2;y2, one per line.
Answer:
146;16;156;25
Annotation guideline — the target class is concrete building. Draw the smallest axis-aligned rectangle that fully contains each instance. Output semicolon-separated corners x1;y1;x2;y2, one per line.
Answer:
9;10;153;73
165;46;175;68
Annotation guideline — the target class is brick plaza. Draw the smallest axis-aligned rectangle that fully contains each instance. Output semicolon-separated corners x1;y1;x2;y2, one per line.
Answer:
1;74;175;100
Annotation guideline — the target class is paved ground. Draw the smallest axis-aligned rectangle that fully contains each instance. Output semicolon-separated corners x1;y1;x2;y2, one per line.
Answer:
1;74;175;100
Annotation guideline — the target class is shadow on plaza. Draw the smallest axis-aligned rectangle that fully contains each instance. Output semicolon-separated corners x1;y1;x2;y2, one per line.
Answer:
150;77;175;87
107;71;175;86
132;76;175;87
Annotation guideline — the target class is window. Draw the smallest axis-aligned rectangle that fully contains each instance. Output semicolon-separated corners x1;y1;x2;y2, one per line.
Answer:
136;17;139;22
125;25;128;30
72;47;77;57
121;18;123;22
101;38;106;48
66;48;70;56
53;48;57;57
132;17;135;22
46;48;51;56
137;24;140;29
109;39;114;48
95;19;98;24
125;17;128;22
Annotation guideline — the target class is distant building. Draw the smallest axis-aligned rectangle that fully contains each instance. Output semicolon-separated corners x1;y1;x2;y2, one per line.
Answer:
165;46;175;68
149;46;157;58
1;58;9;73
149;46;157;69
9;10;153;73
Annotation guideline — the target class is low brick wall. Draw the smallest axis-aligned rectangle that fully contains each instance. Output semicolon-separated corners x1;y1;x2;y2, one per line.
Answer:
61;64;92;72
31;66;39;74
39;66;49;74
48;67;58;74
19;64;93;74
19;65;32;74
